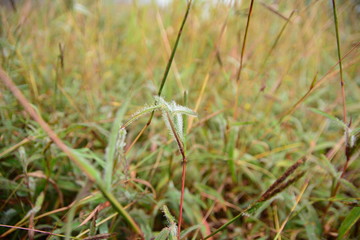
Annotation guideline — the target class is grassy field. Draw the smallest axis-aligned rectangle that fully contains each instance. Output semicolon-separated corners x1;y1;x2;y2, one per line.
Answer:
0;0;360;239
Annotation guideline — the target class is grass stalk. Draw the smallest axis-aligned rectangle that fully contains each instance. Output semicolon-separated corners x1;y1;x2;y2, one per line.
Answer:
274;179;309;240
0;224;81;240
322;0;349;229
125;0;193;154
233;0;255;119
257;11;295;78
331;0;347;124
156;10;184;93
165;112;187;240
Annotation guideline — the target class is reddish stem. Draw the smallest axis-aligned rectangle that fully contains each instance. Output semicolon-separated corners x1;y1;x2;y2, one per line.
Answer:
178;158;187;240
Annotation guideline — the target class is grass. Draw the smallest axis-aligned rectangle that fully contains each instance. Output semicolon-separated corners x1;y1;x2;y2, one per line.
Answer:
0;0;360;239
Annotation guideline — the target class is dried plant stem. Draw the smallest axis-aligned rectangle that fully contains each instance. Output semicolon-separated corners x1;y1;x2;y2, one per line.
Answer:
333;158;350;194
257;11;295;77
0;224;80;240
331;0;347;124
125;123;148;155
274;179;309;240
178;158;187;240
273;205;281;240
322;155;350;225
233;0;255;119
165;112;187;240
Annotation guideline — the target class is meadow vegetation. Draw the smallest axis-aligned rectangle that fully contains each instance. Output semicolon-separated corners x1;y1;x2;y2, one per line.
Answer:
0;0;359;239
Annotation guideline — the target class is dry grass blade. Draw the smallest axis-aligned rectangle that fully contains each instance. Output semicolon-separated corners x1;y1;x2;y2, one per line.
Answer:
0;224;79;239
257;10;295;77
233;0;255;119
274;179;310;240
14;170;64;206
83;233;116;240
79;202;110;227
260;2;293;22
0;136;36;159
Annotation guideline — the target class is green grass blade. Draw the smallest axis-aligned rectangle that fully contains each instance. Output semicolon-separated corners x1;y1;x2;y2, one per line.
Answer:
226;128;237;182
352;127;360;136
309;108;346;128
154;228;170;240
96;182;142;236
163;205;176;226
203;211;243;239
104;101;129;190
70;149;102;181
204;203;264;239
180;225;200;239
337;207;360;239
123;104;161;128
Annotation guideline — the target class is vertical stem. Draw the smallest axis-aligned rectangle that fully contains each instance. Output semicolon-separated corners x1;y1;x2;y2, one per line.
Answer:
125;0;193;154
233;0;255;119
322;1;348;232
322;154;350;225
156;0;192;99
164;112;187;240
331;0;347;124
178;156;187;240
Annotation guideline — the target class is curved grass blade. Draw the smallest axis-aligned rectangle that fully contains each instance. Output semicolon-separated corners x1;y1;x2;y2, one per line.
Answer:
154;228;171;240
337;207;360;239
331;0;347;123
122;105;161;129
309;108;346;128
0;224;81;239
104;101;129;190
